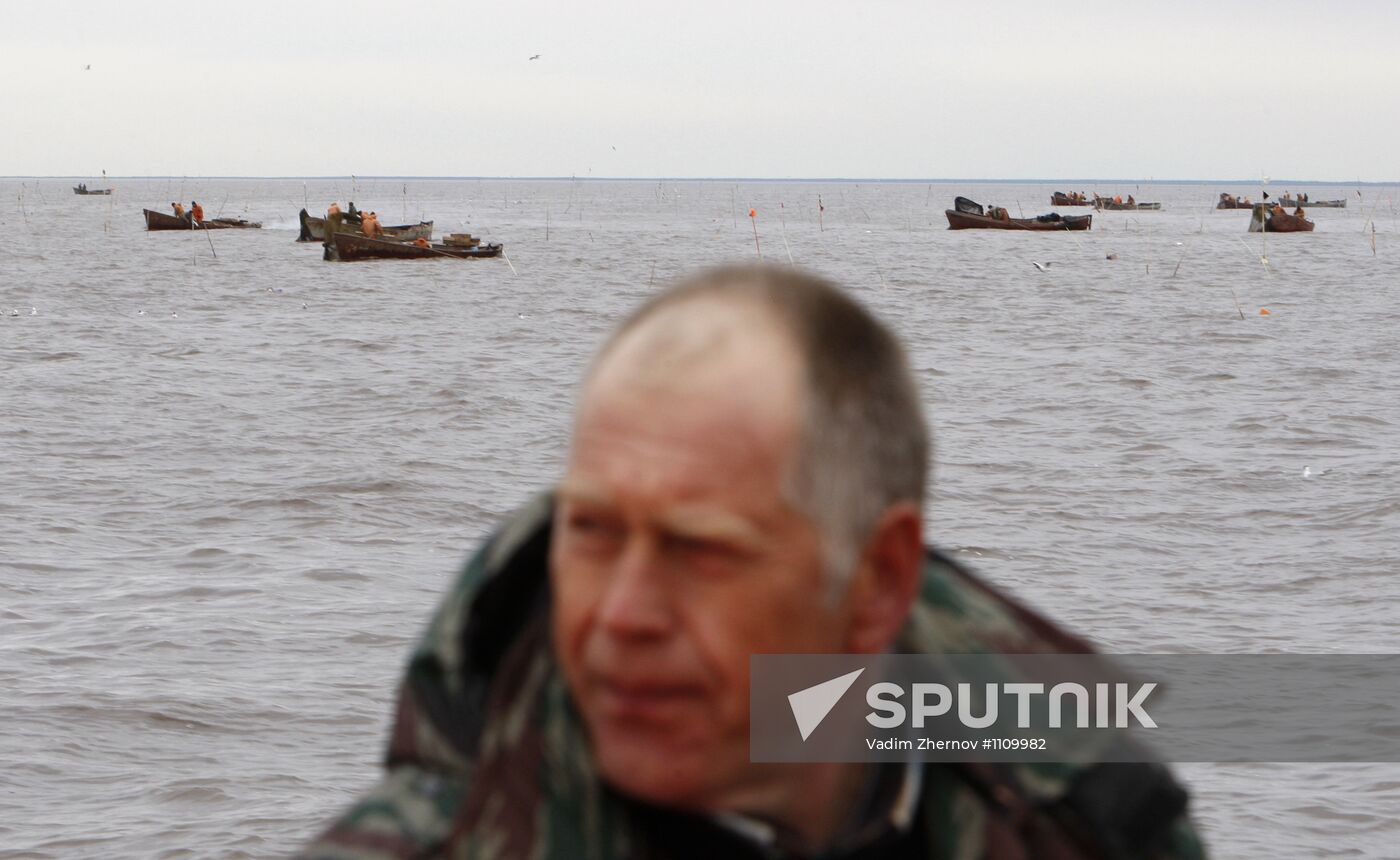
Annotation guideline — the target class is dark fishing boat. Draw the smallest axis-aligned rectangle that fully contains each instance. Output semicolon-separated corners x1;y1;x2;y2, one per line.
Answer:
143;209;262;230
1093;196;1162;211
1050;192;1090;206
323;231;503;261
73;185;112;195
1216;193;1256;210
1278;196;1345;209
297;208;433;242
945;197;1091;231
1249;204;1315;233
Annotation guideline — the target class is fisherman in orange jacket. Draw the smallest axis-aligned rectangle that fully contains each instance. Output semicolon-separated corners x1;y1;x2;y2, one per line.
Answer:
190;201;204;222
171;202;185;218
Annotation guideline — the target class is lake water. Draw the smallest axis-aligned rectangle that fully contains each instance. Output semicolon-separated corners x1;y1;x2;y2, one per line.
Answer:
2;178;1397;857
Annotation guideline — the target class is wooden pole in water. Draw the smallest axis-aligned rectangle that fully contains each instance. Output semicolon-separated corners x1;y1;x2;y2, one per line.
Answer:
780;203;794;264
818;195;825;232
749;208;762;260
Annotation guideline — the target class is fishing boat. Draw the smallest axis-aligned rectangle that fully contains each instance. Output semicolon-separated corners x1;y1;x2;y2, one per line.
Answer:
1278;196;1346;209
1093;196;1162;211
1216;193;1255;209
73;185;112;195
1249;204;1315;233
143;209;262;230
323;231;503;261
1050;192;1090;206
297;208;433;243
945;198;1091;231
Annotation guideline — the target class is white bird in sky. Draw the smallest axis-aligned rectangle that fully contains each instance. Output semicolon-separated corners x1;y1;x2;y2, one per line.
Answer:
1031;261;1052;272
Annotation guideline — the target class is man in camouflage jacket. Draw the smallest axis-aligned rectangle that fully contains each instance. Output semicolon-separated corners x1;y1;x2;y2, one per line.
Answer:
299;266;1207;860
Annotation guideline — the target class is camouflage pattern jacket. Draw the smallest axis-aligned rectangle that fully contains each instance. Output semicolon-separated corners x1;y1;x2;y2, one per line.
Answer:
299;495;1207;860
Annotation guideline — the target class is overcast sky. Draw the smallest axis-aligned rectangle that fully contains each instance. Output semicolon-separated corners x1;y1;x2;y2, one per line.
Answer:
6;0;1398;180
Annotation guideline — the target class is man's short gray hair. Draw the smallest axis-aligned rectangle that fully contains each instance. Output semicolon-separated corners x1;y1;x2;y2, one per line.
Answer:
599;265;929;594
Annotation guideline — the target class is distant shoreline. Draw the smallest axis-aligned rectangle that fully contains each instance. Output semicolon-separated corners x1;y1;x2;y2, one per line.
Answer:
6;175;1397;186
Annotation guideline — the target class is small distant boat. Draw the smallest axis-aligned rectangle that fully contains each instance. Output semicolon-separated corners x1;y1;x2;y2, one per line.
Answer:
1216;193;1256;210
1249;203;1315;233
143;208;262;230
73;185;112;195
946;197;1091;231
323;231;503;261
1050;192;1090;206
1278;196;1345;209
1093;195;1162;211
297;208;433;243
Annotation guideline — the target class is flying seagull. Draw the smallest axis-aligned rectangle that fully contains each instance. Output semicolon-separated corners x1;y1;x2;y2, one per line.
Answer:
529;54;541;60
1030;261;1052;272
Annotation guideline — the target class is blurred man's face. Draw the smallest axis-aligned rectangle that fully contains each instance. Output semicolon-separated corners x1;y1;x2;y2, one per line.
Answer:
550;305;850;810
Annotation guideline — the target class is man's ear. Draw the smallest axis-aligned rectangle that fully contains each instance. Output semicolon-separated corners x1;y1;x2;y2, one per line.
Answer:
844;503;923;653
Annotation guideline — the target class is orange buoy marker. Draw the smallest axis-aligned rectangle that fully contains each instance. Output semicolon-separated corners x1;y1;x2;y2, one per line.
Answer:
749;208;762;261
1259;308;1271;316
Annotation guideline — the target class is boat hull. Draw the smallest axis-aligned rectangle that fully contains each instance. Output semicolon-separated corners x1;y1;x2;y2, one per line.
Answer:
1050;193;1089;206
1094;198;1161;211
1249;204;1315;233
323;231;503;261
945;210;1092;231
1279;197;1345;209
74;187;113;195
297;208;433;242
143;209;261;230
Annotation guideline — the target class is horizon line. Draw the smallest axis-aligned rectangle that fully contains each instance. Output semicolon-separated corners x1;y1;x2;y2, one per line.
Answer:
11;175;1398;185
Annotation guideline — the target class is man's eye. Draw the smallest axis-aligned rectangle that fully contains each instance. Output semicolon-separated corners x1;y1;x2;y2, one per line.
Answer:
568;513;619;536
665;534;734;560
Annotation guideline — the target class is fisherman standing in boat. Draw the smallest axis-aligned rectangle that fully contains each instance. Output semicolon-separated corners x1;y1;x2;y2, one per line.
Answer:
298;265;1207;860
362;211;383;239
171;202;185;218
346;202;362;225
190;201;204;224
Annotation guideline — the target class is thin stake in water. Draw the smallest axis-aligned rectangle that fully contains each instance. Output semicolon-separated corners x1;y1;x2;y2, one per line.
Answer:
749;208;762;260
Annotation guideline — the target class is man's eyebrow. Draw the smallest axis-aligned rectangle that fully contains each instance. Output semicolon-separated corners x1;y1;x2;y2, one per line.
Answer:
555;478;615;505
555;481;767;550
655;505;766;550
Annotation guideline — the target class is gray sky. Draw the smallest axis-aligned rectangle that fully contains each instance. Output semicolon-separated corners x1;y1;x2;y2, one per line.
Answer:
7;0;1398;179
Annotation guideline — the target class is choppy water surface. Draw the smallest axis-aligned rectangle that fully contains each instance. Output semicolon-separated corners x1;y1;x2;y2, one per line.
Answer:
2;178;1397;857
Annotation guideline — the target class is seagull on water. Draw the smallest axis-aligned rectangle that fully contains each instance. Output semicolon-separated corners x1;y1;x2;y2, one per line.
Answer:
29;307;36;315
8;308;18;317
1031;261;1052;272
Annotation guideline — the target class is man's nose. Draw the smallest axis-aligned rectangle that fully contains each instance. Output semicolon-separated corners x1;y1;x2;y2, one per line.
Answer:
596;537;673;638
